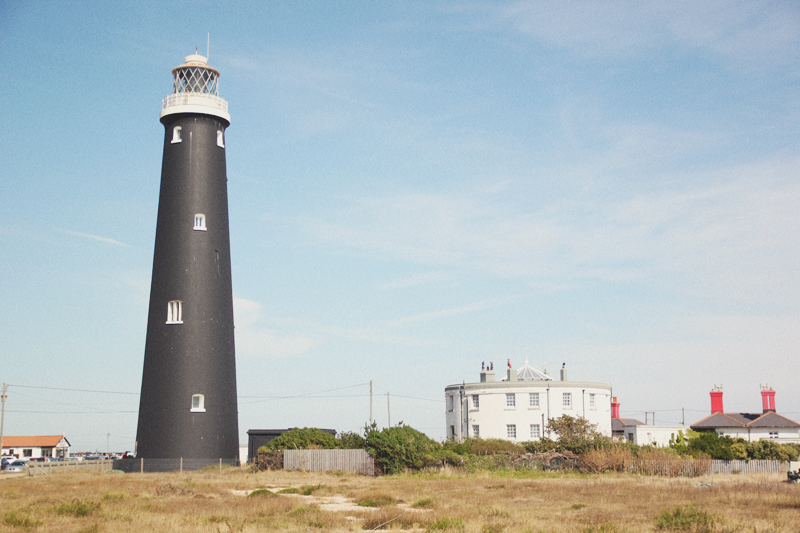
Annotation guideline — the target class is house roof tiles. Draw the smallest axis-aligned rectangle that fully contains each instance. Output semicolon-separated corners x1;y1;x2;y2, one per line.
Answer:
2;435;69;448
691;411;800;430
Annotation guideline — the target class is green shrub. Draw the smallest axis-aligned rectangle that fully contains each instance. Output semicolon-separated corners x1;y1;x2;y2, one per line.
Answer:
466;438;525;455
365;422;441;474
687;431;735;460
336;431;367;449
260;428;337;450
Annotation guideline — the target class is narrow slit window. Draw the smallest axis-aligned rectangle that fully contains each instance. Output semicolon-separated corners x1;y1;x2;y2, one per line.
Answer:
171;126;182;143
191;394;205;412
193;213;206;231
216;129;225;148
167;300;183;324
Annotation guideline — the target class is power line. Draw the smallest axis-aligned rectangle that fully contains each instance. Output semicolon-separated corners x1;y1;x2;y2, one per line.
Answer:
8;384;139;395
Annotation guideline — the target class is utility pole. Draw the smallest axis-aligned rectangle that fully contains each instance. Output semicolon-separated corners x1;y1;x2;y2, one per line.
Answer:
387;392;391;427
107;433;110;455
0;383;7;456
369;381;373;425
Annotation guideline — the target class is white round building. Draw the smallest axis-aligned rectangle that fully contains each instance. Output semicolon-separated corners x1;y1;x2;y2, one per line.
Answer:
444;361;612;442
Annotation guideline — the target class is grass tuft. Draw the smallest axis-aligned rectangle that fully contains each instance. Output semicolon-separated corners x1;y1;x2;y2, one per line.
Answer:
412;497;435;509
3;510;43;529
356;491;398;507
654;505;718;532
301;483;324;495
51;499;100;517
101;492;125;502
582;524;625;533
428;516;466;530
248;488;277;498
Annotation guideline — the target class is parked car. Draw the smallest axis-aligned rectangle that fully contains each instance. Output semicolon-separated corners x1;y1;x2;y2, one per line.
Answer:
1;457;17;470
5;460;28;473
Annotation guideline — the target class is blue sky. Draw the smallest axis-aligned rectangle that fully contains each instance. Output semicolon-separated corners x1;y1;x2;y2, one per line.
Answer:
2;1;799;452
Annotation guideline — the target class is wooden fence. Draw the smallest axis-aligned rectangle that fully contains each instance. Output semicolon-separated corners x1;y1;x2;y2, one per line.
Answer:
709;460;789;475
26;459;114;477
625;459;789;476
283;449;374;476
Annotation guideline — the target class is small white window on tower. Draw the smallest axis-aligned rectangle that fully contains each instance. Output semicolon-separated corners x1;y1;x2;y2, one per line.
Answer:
167;300;183;324
216;129;225;148
172;126;182;143
193;213;206;231
191;394;205;412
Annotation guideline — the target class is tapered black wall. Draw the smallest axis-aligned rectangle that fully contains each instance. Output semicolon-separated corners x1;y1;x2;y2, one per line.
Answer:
136;113;239;462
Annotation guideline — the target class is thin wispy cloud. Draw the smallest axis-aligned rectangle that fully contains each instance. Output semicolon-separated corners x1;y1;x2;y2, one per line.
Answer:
377;271;453;291
496;0;800;66
60;229;129;247
383;297;520;328
302;154;800;308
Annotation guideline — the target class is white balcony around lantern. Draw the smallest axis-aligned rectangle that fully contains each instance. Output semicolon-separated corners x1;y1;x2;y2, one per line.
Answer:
160;92;230;123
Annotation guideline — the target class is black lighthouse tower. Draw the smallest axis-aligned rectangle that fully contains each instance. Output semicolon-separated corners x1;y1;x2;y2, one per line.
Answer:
136;53;239;466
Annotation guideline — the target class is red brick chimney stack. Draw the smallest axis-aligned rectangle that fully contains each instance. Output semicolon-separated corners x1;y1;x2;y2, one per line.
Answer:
760;386;776;413
611;397;620;418
710;385;724;414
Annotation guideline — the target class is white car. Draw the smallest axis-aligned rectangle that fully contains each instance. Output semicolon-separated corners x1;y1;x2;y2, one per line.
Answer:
4;460;28;473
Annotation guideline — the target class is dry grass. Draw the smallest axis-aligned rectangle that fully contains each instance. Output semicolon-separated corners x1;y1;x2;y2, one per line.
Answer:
1;468;798;532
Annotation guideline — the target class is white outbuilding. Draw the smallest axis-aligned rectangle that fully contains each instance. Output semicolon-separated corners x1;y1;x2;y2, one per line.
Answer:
444;361;612;442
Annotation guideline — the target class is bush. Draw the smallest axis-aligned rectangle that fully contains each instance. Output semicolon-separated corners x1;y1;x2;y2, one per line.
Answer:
687;431;735;460
336;431;367;449
260;428;337;450
463;438;525;455
364;422;441;474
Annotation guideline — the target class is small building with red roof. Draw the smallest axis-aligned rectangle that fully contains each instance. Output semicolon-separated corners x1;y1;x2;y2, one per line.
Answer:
2;435;70;459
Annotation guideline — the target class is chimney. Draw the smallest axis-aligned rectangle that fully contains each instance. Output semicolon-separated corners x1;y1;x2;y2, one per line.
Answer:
761;386;776;413
611;396;620;418
560;362;567;381
710;385;723;414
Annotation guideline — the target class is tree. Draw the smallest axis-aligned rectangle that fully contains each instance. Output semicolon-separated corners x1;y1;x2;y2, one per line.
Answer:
546;415;607;454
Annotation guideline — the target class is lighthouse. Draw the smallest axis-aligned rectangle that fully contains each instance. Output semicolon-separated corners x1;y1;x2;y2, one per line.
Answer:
135;52;239;467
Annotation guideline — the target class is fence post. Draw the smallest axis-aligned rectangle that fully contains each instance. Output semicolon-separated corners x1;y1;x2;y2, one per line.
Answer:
219;458;222;474
140;458;144;474
180;457;183;473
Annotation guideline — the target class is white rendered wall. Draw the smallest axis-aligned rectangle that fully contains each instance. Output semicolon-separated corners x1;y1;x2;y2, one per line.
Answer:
718;427;800;443
630;425;686;447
